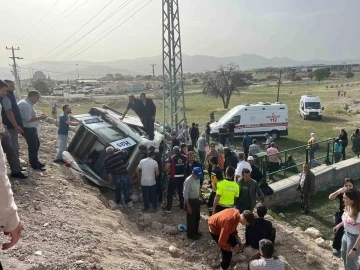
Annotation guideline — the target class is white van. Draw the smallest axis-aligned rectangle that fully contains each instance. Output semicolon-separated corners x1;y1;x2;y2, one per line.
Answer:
299;95;324;120
210;102;288;139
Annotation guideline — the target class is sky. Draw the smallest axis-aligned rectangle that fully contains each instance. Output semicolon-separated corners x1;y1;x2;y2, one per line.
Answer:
1;0;360;68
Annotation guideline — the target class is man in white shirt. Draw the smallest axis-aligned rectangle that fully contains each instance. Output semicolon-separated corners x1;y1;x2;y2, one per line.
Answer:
235;152;252;180
214;138;223;152
137;151;159;212
249;239;285;270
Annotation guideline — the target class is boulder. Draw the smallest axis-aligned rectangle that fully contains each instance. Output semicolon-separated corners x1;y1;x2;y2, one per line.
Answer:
279;213;286;219
305;227;322;239
243;247;259;262
130;194;139;203
162;225;179;235
306;253;318;264
315;237;329;249
151;221;163;231
142;249;155;256
169;245;178;254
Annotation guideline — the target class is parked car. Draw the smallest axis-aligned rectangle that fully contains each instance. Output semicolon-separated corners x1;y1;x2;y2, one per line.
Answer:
62;105;167;188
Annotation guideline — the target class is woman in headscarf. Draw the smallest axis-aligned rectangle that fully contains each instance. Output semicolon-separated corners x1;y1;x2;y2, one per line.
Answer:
307;133;319;161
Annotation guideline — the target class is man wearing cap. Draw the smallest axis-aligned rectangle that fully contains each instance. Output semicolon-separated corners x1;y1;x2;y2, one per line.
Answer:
121;93;144;121
248;156;263;184
208;156;224;216
164;146;187;213
183;167;203;240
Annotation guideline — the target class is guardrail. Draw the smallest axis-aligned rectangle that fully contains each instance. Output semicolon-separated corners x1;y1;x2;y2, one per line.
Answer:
255;138;340;182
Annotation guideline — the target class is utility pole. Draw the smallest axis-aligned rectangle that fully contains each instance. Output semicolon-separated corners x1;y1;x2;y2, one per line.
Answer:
276;69;282;102
76;64;79;80
162;0;187;140
150;64;156;91
6;46;23;93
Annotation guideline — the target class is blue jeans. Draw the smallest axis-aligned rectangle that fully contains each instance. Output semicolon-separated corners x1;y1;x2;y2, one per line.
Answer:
113;173;130;204
141;184;157;210
342;231;360;270
56;134;68;160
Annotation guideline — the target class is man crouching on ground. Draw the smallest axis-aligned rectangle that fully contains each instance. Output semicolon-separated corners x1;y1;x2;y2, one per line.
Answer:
208;208;255;270
183;167;203;240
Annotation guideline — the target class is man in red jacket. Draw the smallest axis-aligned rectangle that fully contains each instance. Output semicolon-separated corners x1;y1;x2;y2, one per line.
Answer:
208;208;255;270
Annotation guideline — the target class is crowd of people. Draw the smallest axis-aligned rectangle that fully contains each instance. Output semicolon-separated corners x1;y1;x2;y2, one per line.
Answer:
1;81;360;270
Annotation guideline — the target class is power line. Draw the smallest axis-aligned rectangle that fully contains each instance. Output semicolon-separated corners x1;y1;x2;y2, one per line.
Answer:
33;0;133;69
43;0;152;71
14;0;61;44
28;0;116;67
19;0;85;46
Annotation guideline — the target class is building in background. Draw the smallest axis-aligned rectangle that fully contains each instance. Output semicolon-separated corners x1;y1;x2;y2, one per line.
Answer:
33;70;46;81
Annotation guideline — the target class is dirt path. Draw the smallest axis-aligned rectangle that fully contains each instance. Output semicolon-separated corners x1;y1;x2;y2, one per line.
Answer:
0;122;345;269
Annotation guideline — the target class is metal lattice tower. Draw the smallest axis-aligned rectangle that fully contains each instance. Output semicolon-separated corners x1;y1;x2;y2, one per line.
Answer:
162;0;186;136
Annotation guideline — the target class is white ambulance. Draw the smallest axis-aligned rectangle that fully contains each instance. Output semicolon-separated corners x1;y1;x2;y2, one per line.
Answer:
299;94;324;120
210;102;288;139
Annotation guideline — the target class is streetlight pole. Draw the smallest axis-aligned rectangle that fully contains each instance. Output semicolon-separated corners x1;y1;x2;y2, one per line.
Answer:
276;69;282;102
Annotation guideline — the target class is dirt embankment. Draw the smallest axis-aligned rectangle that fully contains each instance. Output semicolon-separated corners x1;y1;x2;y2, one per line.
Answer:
0;121;345;269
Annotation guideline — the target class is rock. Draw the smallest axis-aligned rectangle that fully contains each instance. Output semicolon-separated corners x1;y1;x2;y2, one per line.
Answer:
306;253;318;264
274;237;281;245
315;237;329;249
19;158;28;167
143;249;155;256
108;200;117;209
285;229;294;235
151;221;163;231
169;245;178;254
162;225;179;235
305;227;322;239
234;262;248;269
243;247;259;261
233;253;247;262
43;223;49;227
75;260;84;265
264;214;274;222
34;251;42;256
279;213;286;219
33;201;42;211
130;194;139;203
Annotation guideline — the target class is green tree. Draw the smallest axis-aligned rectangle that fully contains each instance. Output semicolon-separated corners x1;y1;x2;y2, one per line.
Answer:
345;71;354;79
114;73;123;80
308;72;314;80
313;69;331;82
203;63;250;109
192;78;199;84
106;74;114;81
33;80;50;95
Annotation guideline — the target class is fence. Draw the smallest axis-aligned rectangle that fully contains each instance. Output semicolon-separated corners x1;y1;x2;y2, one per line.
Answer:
255;138;358;183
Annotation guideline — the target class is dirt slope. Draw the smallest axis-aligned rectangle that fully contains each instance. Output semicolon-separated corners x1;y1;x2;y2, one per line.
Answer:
0;122;344;270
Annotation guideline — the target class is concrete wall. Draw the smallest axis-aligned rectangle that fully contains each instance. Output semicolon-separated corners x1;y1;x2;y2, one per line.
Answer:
265;157;360;206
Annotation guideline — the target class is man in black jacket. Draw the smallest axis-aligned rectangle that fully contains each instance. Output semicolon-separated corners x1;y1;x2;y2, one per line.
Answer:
247;156;263;184
139;93;156;140
0;80;27;179
223;147;238;169
297;163;315;214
